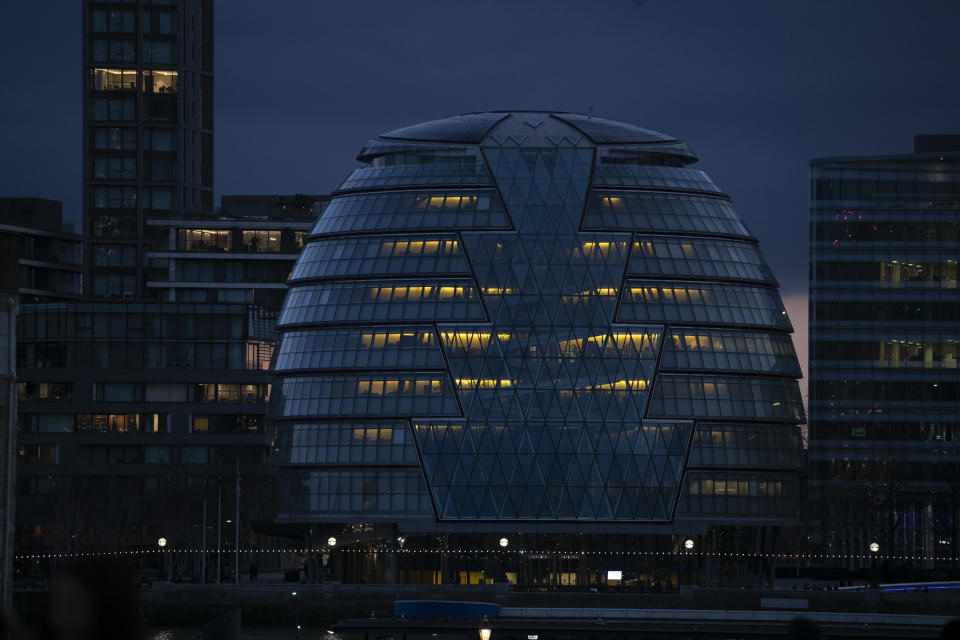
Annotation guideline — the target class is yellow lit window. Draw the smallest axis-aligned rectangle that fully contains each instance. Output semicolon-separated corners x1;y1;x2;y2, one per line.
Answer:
601;196;624;209
455;378;514;389
91;68;137;91
144;69;178;93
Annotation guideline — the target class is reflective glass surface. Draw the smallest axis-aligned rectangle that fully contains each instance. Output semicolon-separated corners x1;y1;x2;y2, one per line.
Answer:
678;471;798;516
276;375;460;417
583;191;751;237
648;374;805;422
337;163;491;190
278;281;486;326
630;236;775;283
660;329;801;375
289;235;469;282
552;113;676;144
687;423;803;468
282;422;420;464
619;281;791;329
274;327;443;371
311;191;510;235
593;165;721;193
281;469;433;515
380;112;509;143
273;112;804;527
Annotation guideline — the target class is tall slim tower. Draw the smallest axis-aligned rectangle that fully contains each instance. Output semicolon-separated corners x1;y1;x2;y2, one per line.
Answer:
82;0;213;299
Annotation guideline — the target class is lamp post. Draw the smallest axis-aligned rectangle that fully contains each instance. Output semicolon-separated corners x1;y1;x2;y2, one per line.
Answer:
497;537;509;585
683;538;695;585
479;615;492;640
158;537;171;581
869;541;880;587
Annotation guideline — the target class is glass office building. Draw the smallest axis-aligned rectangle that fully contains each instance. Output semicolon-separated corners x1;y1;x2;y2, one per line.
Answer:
273;112;804;585
809;135;960;567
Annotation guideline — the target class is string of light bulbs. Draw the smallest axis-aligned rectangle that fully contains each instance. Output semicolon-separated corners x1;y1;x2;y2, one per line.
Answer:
14;548;958;562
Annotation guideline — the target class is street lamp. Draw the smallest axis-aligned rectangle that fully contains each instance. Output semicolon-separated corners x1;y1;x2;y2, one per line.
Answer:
498;537;509;548
327;536;337;547
158;537;171;581
869;542;879;553
479;615;492;640
684;539;694;550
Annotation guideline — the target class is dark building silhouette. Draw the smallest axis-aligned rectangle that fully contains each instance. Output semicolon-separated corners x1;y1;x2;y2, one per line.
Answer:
0;199;82;303
809;134;960;567
14;196;322;563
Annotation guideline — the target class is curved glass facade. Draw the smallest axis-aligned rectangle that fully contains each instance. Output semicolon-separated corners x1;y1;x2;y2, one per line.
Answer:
273;111;803;534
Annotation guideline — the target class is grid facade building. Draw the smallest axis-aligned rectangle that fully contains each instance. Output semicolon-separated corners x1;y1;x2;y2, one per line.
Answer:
82;0;213;300
809;135;960;565
272;111;805;561
0;199;82;303
14;197;324;564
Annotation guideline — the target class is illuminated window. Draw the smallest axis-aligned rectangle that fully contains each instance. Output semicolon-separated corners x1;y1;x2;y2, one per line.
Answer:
241;230;282;252
91;68;137;91
18;445;58;465
366;284;472;301
143;70;178;94
191;414;264;434
76;413;165;434
195;383;269;403
440;331;496;353
17;382;72;402
380;238;459;256
455;378;514;390
178;229;231;251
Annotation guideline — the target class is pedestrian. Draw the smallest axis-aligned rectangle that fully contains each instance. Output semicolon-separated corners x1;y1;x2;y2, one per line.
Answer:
248;563;258;582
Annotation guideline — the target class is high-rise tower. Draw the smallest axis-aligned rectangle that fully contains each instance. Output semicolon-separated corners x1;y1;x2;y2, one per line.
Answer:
82;0;213;299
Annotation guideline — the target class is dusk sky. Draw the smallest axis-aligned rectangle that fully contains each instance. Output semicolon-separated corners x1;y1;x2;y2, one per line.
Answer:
3;0;960;399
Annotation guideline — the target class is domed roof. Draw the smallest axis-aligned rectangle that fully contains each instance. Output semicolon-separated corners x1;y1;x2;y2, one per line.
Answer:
378;111;678;145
